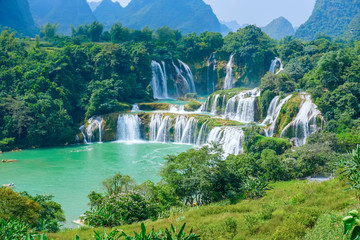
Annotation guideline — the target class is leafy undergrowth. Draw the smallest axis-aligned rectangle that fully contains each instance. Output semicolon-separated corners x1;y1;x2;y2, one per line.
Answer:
48;179;357;240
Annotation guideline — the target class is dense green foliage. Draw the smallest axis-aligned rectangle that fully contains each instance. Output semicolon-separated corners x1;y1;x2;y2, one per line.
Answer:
0;187;65;232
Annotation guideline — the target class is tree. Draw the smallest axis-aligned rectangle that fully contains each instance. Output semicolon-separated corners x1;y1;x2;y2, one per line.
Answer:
40;23;58;39
88;21;104;42
102;172;136;195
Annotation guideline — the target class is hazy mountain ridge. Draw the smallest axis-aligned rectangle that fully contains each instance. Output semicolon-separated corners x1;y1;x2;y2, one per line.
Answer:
295;0;360;40
93;0;228;34
28;0;96;34
262;17;295;40
0;0;37;36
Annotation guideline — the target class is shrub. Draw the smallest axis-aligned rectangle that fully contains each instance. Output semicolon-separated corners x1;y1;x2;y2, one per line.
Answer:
83;191;150;227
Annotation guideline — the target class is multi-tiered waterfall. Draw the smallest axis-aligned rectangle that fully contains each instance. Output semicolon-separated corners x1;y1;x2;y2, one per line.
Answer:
262;95;292;137
207;127;245;155
151;61;168;99
224;88;260;122
116;114;141;141
270;57;284;74
207;52;217;94
280;94;323;146
79;116;103;143
223;54;235;89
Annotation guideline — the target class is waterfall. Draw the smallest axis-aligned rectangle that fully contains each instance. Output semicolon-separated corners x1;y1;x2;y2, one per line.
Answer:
207;127;245;155
224;88;260;122
196;122;209;146
178;59;196;93
221;96;226;114
116;114;141;141
174;116;198;144
207;52;217;93
131;104;140;112
211;94;220;115
224;54;235;90
79;125;88;144
262;95;292;137
180;117;198;144
169;105;185;113
151;60;168;99
270;57;284;74
80;116;103;143
174;115;188;142
150;114;171;142
280;94;322;146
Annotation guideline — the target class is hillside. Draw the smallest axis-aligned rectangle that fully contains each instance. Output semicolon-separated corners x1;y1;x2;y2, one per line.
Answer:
295;0;360;40
342;11;360;41
94;0;124;29
0;0;37;36
48;179;356;240
28;0;96;34
118;0;228;34
262;17;295;40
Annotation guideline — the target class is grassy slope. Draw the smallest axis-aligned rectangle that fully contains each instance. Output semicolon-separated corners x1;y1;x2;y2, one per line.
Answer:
49;179;357;240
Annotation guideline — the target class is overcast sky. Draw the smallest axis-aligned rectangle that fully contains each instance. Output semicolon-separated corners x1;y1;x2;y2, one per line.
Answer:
87;0;316;27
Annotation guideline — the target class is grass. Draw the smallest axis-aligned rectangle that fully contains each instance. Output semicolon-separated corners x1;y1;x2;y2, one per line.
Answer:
48;178;358;240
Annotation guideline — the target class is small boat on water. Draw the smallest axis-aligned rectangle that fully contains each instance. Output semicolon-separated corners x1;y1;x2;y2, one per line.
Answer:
1;183;15;188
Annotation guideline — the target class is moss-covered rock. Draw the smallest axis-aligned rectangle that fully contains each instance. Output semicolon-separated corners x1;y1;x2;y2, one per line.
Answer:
138;103;170;111
274;94;302;136
184;100;202;111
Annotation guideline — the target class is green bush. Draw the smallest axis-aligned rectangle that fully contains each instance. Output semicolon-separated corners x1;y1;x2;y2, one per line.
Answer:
252;136;292;155
83;191;150;227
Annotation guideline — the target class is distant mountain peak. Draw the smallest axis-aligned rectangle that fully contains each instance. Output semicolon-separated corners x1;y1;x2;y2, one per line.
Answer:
262;16;294;40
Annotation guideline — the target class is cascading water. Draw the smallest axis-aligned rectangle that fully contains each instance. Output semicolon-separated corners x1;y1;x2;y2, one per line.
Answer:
207;127;245;155
270;57;284;74
178;59;196;93
211;94;220;115
207;52;217;94
174;116;198;144
262;95;292;137
80;116;103;143
174;115;188;142
223;54;235;90
131;104;140;112
116;114;141;141
150;114;171;142
196;122;209;146
180;117;198;144
169;105;185;113
280;94;323;146
224;88;260;122
151;60;168;99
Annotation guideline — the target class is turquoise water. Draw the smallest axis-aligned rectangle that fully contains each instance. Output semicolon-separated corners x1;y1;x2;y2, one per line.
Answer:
0;141;192;227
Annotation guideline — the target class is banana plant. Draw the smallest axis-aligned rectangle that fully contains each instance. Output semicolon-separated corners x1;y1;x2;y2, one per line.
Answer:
343;210;360;240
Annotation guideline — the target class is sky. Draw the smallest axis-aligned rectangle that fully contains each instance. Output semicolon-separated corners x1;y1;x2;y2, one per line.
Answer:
87;0;317;27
